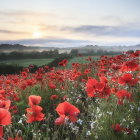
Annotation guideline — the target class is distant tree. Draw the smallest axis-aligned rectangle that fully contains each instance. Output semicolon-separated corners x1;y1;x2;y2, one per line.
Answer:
70;49;78;56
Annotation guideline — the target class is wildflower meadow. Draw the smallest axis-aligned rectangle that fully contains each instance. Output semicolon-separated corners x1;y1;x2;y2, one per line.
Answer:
0;51;139;140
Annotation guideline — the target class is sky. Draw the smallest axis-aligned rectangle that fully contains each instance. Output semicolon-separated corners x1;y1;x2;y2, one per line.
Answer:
0;0;140;47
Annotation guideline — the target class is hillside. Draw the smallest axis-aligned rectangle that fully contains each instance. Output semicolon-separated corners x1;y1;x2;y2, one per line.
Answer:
0;43;139;53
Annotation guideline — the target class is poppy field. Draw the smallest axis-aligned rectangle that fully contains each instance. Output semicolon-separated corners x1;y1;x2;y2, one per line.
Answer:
0;51;139;140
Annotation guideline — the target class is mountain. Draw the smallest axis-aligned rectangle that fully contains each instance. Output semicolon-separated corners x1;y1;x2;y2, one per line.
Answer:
0;43;139;53
100;45;140;52
0;44;57;53
0;44;26;49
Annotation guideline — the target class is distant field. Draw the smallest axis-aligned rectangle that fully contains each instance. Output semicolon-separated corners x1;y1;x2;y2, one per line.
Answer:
0;58;54;67
67;56;99;68
0;55;109;68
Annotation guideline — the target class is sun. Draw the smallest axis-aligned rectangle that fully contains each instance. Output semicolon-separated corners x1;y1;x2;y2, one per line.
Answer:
32;31;43;38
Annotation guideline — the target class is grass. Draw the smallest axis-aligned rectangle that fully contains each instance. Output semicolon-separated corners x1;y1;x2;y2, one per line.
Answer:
0;58;54;67
0;56;99;68
67;56;99;68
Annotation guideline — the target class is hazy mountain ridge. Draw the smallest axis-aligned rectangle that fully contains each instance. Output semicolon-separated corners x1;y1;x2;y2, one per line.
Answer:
0;44;139;53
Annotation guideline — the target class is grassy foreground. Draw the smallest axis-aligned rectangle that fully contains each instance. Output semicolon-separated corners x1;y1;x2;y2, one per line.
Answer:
0;51;139;140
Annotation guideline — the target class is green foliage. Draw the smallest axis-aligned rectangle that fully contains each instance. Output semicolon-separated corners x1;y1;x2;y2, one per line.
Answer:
0;58;54;67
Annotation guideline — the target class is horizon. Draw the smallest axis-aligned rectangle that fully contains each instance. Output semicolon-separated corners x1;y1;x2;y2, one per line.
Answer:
0;43;139;49
0;0;140;47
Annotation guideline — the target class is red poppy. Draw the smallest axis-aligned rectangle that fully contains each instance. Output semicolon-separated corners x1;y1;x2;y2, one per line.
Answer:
95;83;105;92
54;116;65;125
86;78;98;97
86;78;110;98
116;90;131;99
0;100;11;110
20;83;27;90
130;50;140;58
26;105;45;123
44;66;49;70
0;108;11;125
21;72;28;78
48;83;56;89
29;64;34;69
62;95;67;101
0;126;3;137
0;90;5;95
50;95;58;100
84;69;90;74
129;78;139;86
123;127;132;135
115;90;131;105
111;64;121;70
112;124;123;132
118;73;132;85
118;73;138;86
8;135;23;140
99;76;108;84
26;79;35;86
58;59;68;67
23;68;29;73
86;56;92;61
55;101;80;124
28;95;41;107
112;124;132;134
120;60;139;71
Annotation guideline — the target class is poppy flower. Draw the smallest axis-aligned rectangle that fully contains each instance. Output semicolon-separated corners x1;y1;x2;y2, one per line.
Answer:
118;73;132;85
28;95;41;107
50;95;58;100
112;124;123;132
0;100;11;110
0;126;3;137
26;105;45;123
55;101;80;124
0;108;11;125
58;59;68;67
20;83;27;90
44;66;49;70
86;56;92;61
120;60;139;71
8;135;23;140
116;90;131;99
84;69;90;74
29;64;34;69
21;72;28;78
86;78;98;97
112;124;132;134
86;78;110;98
0;90;5;95
26;79;35;86
48;83;56;89
99;76;108;84
123;127;132;135
115;90;131;105
54;116;65;125
118;73;138;86
111;64;121;70
130;51;140;58
129;78;139;86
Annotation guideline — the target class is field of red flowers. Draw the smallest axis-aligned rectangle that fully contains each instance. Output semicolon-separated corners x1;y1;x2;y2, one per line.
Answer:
0;51;139;140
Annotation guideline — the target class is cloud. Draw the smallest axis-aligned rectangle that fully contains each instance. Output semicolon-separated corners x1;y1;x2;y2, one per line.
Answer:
0;10;55;17
0;10;60;25
61;25;140;37
0;29;29;35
